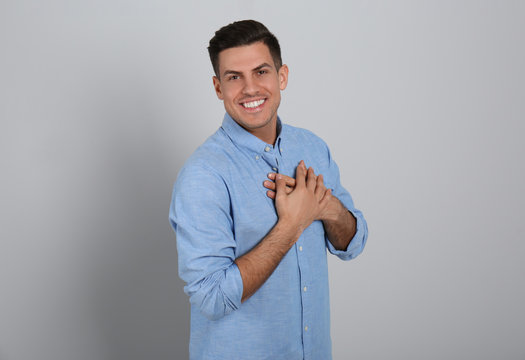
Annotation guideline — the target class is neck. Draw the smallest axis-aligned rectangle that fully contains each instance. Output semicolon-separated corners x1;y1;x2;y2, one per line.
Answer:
250;123;277;145
236;114;278;145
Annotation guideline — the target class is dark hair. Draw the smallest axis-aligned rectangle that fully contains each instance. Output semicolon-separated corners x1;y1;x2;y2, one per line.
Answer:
208;20;282;78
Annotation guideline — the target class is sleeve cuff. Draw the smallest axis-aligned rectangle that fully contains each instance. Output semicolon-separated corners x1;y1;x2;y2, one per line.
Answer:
188;261;244;320
326;208;367;261
223;262;244;312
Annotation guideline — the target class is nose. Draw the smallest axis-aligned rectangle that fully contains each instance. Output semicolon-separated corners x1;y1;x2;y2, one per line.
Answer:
242;76;260;96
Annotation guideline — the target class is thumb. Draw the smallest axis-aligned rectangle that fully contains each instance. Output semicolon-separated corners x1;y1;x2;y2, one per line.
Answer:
275;174;287;197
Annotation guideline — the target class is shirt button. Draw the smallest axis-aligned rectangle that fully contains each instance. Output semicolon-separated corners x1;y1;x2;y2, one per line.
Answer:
255;155;260;160
303;286;307;292
299;246;303;251
264;146;271;152
304;326;308;331
272;167;278;171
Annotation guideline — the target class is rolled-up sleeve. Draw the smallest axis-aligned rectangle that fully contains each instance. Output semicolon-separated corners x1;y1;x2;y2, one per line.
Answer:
169;164;243;320
322;142;368;261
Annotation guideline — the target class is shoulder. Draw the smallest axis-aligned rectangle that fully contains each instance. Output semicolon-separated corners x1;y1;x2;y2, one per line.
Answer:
170;129;236;224
175;128;235;191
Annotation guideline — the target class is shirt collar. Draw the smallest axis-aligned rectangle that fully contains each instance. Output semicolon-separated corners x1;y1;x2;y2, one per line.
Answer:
221;112;284;154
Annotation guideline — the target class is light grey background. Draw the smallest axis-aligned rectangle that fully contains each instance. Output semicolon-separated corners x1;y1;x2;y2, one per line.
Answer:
1;1;524;359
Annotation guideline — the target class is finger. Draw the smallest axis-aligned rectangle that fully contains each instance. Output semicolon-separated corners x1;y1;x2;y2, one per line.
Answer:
306;167;317;191
275;174;287;197
318;174;325;189
266;190;276;199
268;173;296;187
264;180;294;193
320;188;332;204
295;161;307;188
300;160;307;172
315;174;325;200
263;180;276;191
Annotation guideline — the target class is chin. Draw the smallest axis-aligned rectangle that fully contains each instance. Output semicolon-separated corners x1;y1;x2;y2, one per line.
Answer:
240;115;273;129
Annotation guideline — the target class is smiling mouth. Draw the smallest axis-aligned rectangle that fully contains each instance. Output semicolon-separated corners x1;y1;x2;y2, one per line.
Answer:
241;99;266;109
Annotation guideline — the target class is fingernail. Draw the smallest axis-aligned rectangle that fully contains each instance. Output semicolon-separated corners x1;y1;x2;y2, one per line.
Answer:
268;173;275;179
277;175;282;180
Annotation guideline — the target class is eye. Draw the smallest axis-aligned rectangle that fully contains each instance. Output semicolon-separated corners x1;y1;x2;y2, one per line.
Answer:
258;70;267;75
229;75;239;81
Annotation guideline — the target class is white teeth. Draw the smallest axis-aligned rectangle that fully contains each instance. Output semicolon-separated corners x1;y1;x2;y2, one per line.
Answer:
242;99;265;108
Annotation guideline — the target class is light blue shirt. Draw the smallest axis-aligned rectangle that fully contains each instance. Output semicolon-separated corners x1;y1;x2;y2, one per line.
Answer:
169;113;368;360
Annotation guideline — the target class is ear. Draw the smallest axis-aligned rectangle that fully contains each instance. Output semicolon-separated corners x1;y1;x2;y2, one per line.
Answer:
212;76;224;100
278;64;289;91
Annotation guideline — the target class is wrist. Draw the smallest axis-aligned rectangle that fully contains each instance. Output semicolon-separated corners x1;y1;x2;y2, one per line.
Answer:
320;196;347;222
276;218;304;245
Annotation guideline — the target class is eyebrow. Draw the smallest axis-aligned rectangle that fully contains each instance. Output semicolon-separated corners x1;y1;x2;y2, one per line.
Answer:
222;63;273;78
253;63;273;72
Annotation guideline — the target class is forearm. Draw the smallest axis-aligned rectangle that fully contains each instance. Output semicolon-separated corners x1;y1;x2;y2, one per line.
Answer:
234;220;302;303
323;197;357;251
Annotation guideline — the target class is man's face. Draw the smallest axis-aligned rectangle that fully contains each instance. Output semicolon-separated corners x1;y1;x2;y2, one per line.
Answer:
213;42;288;142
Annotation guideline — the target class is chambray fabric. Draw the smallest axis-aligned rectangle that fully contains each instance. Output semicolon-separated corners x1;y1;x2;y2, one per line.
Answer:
169;113;368;360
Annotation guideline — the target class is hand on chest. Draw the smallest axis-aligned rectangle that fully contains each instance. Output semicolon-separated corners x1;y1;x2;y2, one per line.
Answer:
225;152;330;255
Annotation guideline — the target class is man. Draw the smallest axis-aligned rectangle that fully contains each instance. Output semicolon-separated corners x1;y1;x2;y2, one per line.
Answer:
169;20;368;360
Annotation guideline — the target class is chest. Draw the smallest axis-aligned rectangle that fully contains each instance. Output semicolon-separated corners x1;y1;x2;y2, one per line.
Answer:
223;144;331;257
